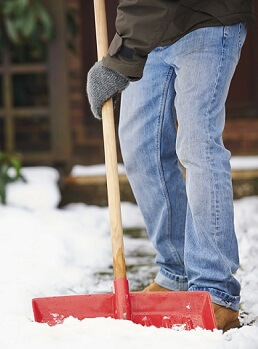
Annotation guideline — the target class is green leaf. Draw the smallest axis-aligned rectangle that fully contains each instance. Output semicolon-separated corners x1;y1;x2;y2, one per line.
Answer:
16;0;29;12
0;177;7;205
5;17;20;44
1;163;9;177
2;1;17;16
21;9;36;38
0;152;25;204
9;156;21;173
34;0;53;40
0;153;5;162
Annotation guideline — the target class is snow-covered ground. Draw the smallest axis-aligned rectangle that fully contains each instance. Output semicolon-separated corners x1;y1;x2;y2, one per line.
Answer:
70;156;258;177
0;167;258;349
230;156;258;171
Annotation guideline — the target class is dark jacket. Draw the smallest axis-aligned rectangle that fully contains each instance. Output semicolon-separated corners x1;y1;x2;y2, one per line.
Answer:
102;0;255;79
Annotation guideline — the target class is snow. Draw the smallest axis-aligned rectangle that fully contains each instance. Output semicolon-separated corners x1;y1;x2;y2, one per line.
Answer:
6;167;61;210
0;166;258;348
71;164;126;176
70;156;258;178
230;156;258;171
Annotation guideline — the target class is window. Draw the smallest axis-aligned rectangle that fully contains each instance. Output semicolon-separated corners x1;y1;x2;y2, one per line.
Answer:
0;44;51;156
0;0;71;166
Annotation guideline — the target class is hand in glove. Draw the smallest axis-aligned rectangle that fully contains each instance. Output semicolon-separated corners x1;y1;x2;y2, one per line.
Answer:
86;60;129;119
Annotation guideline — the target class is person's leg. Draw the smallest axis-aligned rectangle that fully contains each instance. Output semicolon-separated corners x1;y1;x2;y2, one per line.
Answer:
119;48;188;291
159;23;247;310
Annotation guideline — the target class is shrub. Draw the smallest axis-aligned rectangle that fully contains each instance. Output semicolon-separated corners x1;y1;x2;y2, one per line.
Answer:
0;152;26;205
0;0;53;57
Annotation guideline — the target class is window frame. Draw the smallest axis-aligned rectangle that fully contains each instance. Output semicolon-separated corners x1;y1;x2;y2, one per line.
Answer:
0;0;72;166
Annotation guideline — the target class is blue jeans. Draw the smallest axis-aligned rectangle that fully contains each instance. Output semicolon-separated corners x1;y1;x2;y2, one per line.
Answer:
119;23;247;311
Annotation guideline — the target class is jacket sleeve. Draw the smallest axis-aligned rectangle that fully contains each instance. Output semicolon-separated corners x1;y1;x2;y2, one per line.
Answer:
102;0;173;80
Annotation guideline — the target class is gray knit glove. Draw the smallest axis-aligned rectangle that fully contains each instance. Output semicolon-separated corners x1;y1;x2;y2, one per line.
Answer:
87;60;129;119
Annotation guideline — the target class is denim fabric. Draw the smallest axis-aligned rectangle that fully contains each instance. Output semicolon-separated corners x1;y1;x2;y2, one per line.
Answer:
119;23;247;311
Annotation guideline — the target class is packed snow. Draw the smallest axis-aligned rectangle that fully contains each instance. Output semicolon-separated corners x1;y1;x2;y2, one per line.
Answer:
230;156;258;171
0;166;258;349
70;156;258;179
6;167;60;210
71;163;126;176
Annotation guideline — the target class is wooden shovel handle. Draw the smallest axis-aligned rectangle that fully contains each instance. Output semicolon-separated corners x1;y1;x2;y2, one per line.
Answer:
93;0;126;280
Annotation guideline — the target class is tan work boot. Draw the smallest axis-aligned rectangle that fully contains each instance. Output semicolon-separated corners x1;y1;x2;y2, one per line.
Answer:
142;280;173;292
213;303;240;332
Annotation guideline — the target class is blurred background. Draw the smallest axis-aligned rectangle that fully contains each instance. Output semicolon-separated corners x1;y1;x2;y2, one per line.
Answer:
0;0;258;205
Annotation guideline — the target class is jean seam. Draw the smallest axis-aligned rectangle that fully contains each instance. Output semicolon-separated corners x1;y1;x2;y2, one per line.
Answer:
238;22;247;60
189;286;240;303
204;27;229;237
199;26;240;285
155;67;185;269
238;22;242;58
160;268;188;282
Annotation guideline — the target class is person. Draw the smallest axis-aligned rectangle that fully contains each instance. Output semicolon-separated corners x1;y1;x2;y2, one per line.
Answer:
87;0;255;332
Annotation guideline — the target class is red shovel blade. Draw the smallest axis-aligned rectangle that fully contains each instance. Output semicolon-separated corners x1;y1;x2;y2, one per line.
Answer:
33;293;114;325
33;291;216;330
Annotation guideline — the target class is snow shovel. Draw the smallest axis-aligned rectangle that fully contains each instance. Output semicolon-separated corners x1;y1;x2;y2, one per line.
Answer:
32;0;216;330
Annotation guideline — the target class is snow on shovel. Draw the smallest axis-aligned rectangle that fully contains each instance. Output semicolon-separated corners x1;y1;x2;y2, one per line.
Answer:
32;0;216;330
